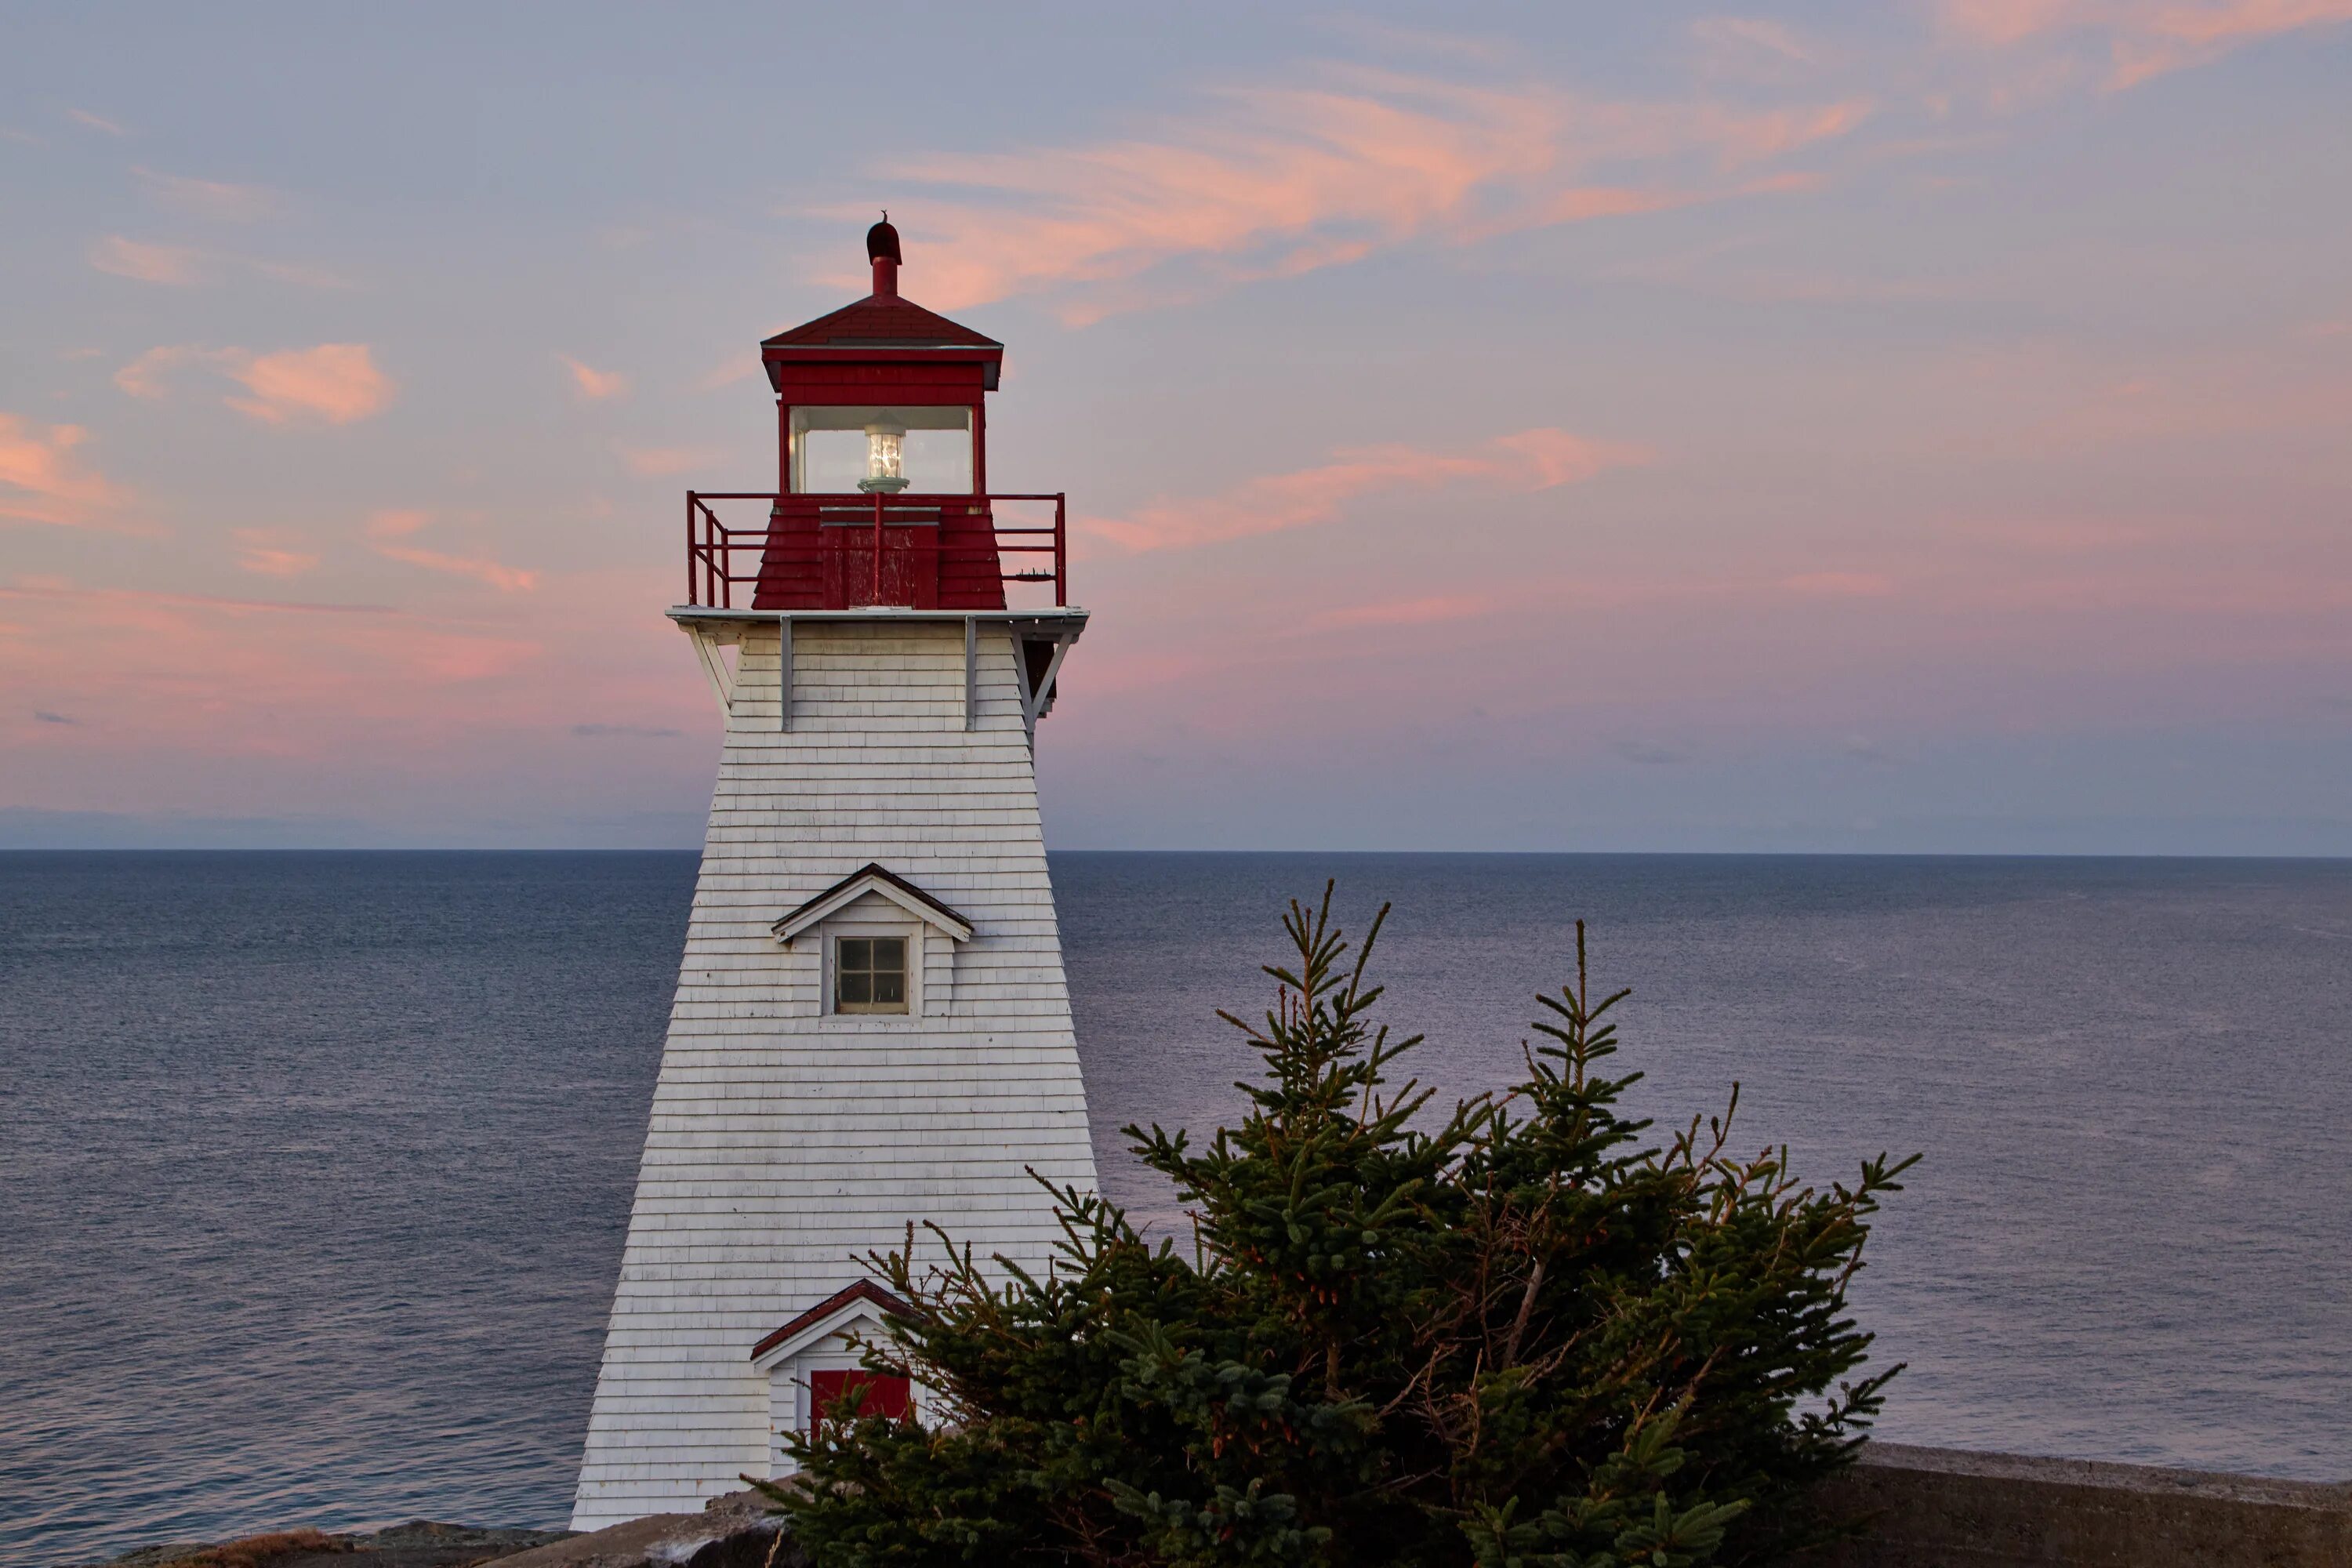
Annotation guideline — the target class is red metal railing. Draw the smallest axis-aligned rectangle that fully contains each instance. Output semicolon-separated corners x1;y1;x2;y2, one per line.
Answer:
685;491;1065;611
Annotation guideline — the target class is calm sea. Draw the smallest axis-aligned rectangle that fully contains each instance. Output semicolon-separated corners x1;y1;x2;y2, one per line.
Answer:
2;852;2347;1564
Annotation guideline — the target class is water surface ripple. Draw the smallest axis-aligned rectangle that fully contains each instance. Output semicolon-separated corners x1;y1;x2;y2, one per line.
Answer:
2;851;2346;1564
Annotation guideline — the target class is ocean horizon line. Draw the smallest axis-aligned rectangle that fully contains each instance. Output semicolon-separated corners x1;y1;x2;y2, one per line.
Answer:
5;845;2350;862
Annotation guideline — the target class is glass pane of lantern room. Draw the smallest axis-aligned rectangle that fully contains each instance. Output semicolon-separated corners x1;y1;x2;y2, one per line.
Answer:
791;406;974;495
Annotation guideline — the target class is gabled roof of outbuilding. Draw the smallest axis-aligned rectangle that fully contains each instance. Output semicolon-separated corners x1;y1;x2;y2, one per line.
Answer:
763;296;1002;353
771;862;975;946
750;1279;913;1364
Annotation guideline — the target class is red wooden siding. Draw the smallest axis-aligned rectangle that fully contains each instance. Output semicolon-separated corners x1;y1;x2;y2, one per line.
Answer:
747;495;1007;612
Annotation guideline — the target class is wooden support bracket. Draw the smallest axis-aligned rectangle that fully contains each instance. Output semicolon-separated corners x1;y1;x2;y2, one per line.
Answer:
688;626;736;717
1011;630;1075;746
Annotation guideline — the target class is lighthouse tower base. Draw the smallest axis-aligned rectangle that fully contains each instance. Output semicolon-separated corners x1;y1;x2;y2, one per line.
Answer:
572;610;1095;1530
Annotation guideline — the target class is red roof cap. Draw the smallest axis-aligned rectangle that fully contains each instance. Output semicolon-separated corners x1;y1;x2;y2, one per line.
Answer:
761;227;1004;391
762;296;1001;353
750;1279;913;1362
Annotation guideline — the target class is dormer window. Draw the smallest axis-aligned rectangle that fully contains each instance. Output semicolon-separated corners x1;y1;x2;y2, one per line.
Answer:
772;862;975;1022
834;936;907;1014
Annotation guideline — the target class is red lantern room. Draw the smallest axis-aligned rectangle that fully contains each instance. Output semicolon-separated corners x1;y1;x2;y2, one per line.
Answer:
683;218;1065;612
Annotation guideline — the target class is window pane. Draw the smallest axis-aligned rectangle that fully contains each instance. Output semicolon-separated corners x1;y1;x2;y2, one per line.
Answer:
837;971;871;1004
873;971;904;1004
873;938;905;971
791;406;974;495
839;938;870;971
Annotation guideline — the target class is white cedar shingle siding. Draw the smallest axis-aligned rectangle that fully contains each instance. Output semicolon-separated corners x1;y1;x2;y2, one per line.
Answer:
571;620;1096;1530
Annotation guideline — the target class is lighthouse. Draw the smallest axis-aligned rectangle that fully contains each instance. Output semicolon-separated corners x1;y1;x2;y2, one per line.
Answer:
571;221;1098;1530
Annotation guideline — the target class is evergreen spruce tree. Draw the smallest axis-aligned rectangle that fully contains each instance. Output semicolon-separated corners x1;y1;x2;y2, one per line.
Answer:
758;890;1915;1567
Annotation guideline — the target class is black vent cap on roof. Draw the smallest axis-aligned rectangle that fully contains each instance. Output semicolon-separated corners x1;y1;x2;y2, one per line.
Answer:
867;217;902;265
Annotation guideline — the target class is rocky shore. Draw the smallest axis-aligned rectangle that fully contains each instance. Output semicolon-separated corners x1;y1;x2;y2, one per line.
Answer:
83;1520;576;1568
78;1446;2352;1568
78;1491;792;1568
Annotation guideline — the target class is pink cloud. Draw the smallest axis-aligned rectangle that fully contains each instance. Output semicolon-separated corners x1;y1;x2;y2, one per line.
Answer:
114;346;205;399
2118;0;2352;82
233;528;320;579
1927;336;2352;453
560;355;630;401
1942;0;2092;45
0;580;546;771
693;355;761;392
67;107;127;136
1469;182;1707;240
1084;426;1650;554
368;508;434;539
89;239;347;292
1678;99;1874;165
116;343;395;425
372;545;535;593
1940;0;2352;85
89;236;205;285
1690;16;1819;71
0;414;129;528
229;344;394;424
365;510;537;593
855;65;1868;322
132;166;281;222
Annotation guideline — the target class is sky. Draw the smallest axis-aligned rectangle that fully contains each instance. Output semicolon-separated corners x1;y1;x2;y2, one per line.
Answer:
2;2;2349;853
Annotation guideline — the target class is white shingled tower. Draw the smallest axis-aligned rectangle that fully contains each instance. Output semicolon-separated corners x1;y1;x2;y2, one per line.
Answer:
571;220;1097;1530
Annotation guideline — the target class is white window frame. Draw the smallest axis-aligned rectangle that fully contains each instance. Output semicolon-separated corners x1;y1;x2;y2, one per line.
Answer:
823;919;922;1020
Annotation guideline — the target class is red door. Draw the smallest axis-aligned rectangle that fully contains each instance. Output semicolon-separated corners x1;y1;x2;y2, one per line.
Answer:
818;512;940;608
807;1369;911;1432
